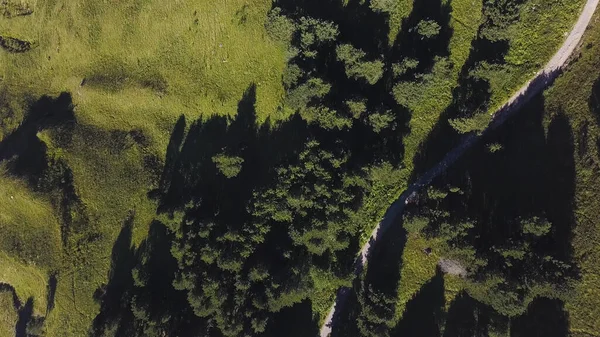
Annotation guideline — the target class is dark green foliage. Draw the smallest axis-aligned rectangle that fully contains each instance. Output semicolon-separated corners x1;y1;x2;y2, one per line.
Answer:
297;16;339;58
392;58;419;77
479;0;525;42
253;140;367;255
367;110;395;133
413;20;441;39
336;44;384;85
265;7;296;44
285;77;331;112
212;153;244;178
356;285;396;337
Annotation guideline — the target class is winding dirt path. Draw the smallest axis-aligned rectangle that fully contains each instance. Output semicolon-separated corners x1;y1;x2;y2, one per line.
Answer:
320;1;599;335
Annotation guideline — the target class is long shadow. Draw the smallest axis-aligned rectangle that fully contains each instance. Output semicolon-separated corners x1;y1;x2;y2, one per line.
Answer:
46;273;57;315
510;298;569;337
262;300;319;337
544;112;576;261
1;284;46;337
331;219;407;337
390;0;453;76
0;92;75;182
90;215;136;336
90;216;212;337
413;86;577;315
159;85;309;218
443;292;509;337
390;268;445;337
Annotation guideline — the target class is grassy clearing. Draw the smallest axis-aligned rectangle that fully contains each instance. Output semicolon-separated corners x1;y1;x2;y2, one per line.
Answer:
543;10;600;336
485;0;586;111
0;0;287;147
0;290;17;337
393;234;442;320
0;252;48;315
0;171;62;268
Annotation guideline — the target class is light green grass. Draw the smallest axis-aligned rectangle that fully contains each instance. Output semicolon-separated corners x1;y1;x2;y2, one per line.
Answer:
0;252;48;315
0;290;17;337
0;1;287;335
0;170;62;269
0;0;287;146
544;9;600;336
485;0;586;112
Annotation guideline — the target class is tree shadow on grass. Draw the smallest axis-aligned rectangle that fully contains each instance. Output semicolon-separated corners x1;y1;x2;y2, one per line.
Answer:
273;0;389;55
391;268;445;337
408;11;514;182
45;273;57;315
90;216;211;337
390;0;453;75
442;292;509;337
90;215;136;337
15;297;34;337
156;84;310;219
0;92;75;182
510;298;569;337
262;300;319;337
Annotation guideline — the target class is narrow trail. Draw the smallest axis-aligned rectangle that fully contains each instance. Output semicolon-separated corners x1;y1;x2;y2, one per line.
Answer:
319;0;599;335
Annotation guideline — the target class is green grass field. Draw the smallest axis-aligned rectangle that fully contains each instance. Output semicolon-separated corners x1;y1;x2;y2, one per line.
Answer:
543;10;600;335
0;0;287;335
0;289;18;337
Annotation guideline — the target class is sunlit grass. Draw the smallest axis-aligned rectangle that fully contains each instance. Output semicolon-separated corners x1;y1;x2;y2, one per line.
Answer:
0;171;62;269
0;252;48;315
0;290;17;336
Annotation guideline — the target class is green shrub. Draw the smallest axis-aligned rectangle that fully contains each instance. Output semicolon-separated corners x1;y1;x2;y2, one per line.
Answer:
520;217;552;237
336;44;384;85
412;20;441;39
212;153;244;178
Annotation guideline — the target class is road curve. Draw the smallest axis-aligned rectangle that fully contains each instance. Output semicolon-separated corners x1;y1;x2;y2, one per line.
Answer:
320;1;599;336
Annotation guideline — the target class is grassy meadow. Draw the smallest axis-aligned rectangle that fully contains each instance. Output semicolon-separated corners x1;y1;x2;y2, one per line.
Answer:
0;0;287;335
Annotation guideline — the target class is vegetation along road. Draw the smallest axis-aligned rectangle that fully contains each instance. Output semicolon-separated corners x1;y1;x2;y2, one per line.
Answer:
320;0;600;335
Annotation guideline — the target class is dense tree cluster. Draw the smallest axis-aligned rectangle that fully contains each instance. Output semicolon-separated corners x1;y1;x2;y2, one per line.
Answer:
78;0;578;336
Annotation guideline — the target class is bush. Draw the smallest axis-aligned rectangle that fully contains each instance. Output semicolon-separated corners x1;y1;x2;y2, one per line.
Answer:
336;44;384;85
413;20;441;39
212;153;244;178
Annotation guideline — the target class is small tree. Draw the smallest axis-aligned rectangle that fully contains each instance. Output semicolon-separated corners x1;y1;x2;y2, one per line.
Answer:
520;216;552;237
413;20;441;39
212;153;244;178
336;44;384;85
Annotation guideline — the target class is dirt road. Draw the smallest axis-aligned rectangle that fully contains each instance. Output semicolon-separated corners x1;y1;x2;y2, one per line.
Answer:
320;1;599;335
